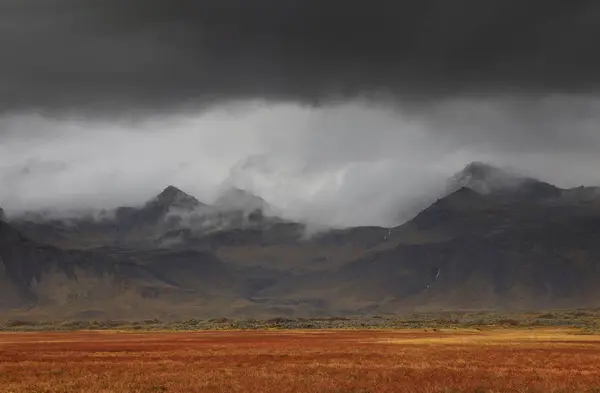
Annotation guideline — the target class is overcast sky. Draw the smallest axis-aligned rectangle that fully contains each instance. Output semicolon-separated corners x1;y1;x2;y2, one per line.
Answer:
1;1;600;227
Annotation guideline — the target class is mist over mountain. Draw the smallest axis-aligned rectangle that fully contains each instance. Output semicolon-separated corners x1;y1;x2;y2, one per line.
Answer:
2;162;600;319
448;162;530;194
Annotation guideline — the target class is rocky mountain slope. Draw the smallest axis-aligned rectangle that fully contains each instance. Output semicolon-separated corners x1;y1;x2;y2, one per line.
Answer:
1;218;239;319
3;162;600;319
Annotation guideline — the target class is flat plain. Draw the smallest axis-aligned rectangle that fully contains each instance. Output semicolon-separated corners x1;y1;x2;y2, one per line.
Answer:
1;328;600;393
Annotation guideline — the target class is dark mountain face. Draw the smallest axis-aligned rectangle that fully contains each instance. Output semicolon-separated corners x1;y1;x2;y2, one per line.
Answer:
0;219;240;319
341;184;600;310
4;164;600;319
0;219;121;309
256;186;600;312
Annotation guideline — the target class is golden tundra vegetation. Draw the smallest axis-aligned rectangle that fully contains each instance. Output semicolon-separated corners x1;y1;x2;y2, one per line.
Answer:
1;326;600;393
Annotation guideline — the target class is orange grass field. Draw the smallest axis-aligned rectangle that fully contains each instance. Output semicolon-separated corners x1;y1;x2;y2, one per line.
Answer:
1;328;600;393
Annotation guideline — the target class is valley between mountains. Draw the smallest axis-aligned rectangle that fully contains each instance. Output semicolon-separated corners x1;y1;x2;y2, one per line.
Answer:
2;162;600;320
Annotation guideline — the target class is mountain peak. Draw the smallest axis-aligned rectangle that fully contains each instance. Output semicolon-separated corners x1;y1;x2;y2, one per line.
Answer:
0;206;5;222
409;186;491;230
461;161;505;179
149;186;203;210
448;162;525;195
158;185;186;199
448;162;562;201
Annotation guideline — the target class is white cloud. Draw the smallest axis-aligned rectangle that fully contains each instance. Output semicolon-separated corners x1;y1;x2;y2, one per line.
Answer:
1;98;600;227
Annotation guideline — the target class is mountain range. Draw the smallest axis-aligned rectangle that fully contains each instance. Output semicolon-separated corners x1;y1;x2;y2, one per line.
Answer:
2;162;600;320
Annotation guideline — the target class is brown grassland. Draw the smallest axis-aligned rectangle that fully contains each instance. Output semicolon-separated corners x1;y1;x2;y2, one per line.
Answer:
1;328;600;393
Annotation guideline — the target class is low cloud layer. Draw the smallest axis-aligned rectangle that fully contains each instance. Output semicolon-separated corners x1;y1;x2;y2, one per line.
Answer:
2;100;600;227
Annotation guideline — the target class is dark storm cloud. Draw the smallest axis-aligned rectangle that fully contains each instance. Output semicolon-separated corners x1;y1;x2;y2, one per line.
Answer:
1;0;600;115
